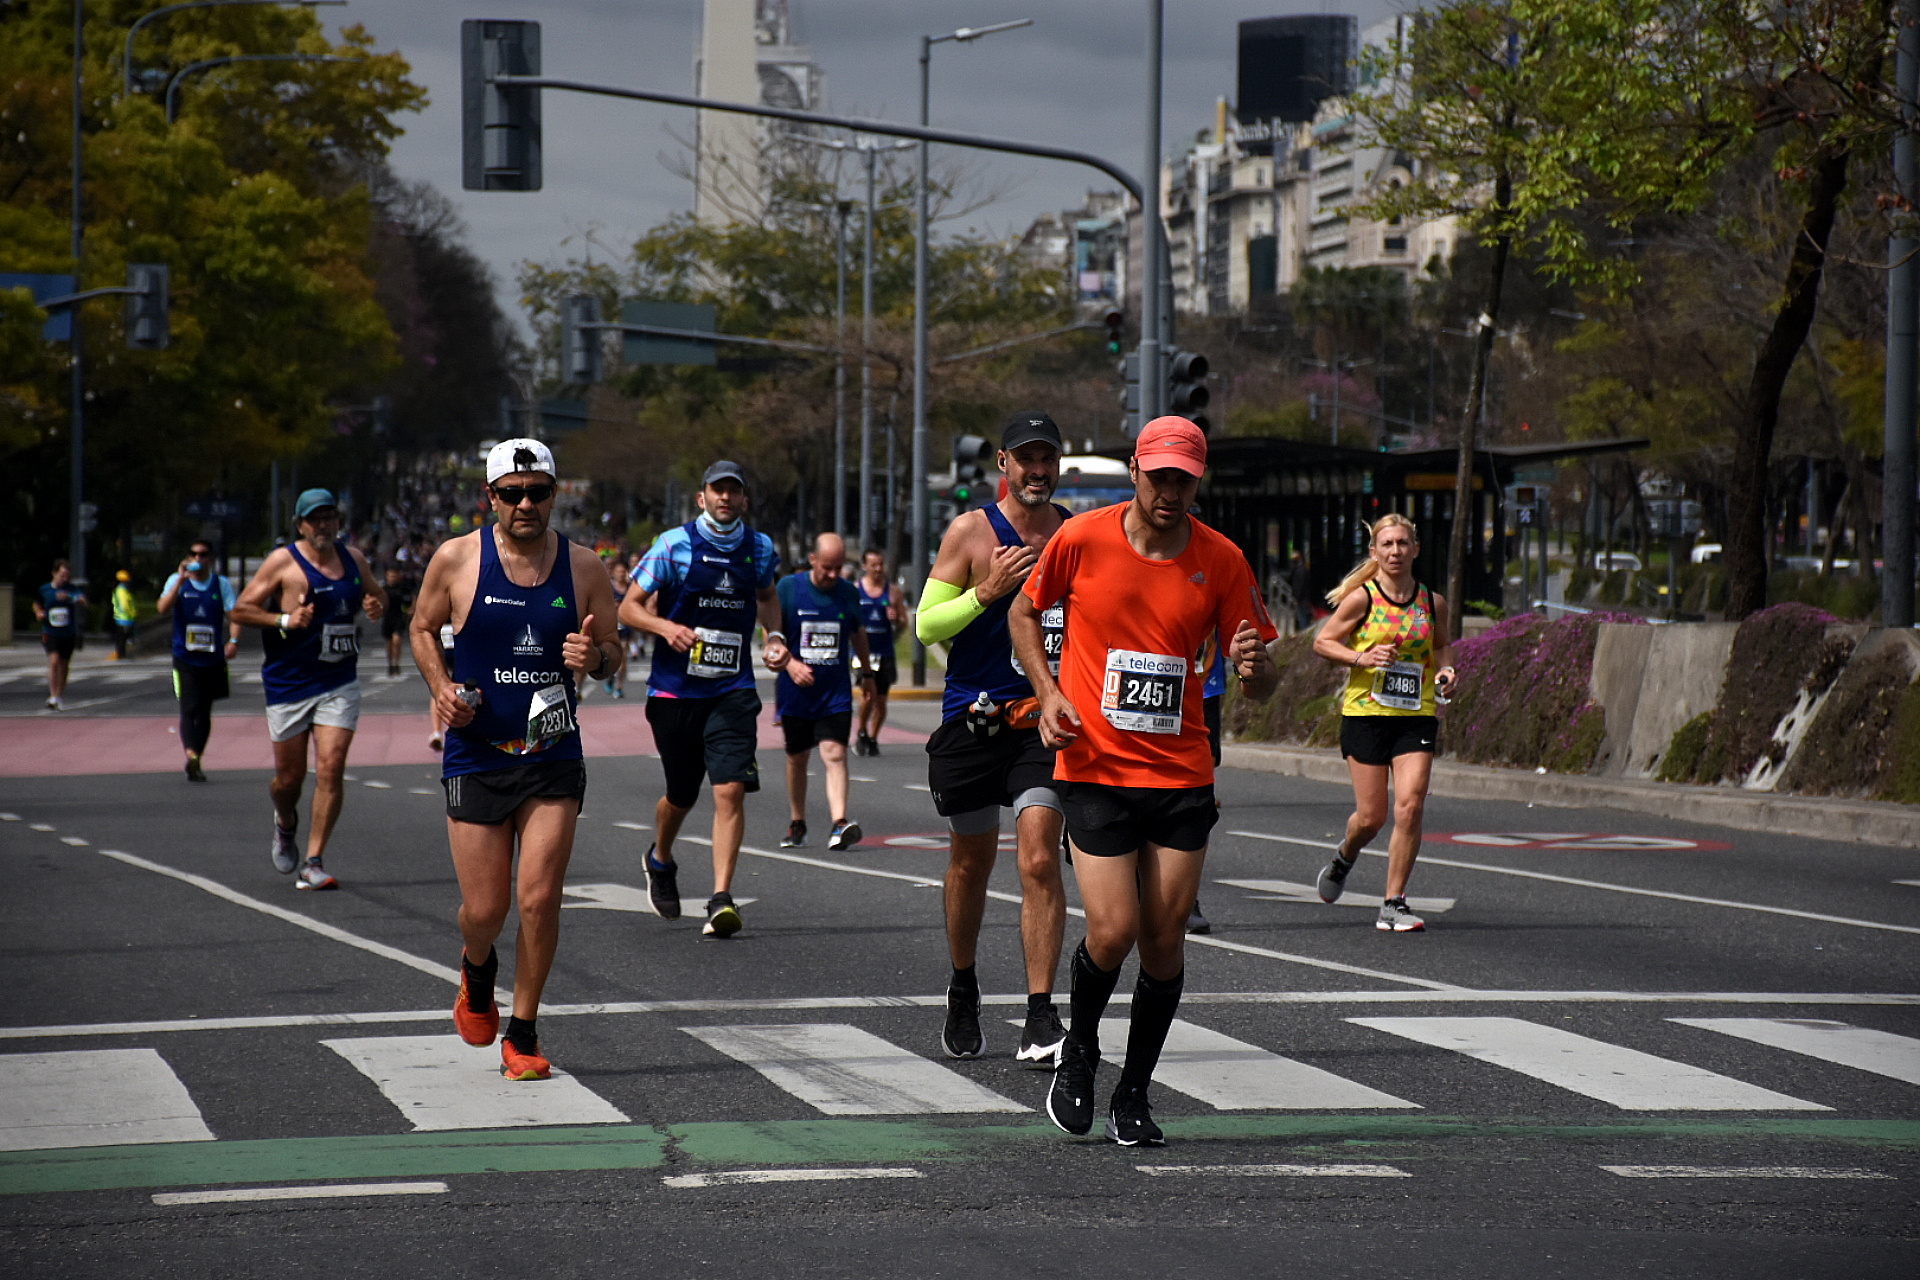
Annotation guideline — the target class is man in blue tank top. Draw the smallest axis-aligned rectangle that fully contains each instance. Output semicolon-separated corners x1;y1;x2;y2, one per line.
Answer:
234;489;387;890
620;460;787;939
157;539;241;782
916;410;1072;1066
773;533;874;853
853;548;904;757
33;559;86;711
411;439;623;1082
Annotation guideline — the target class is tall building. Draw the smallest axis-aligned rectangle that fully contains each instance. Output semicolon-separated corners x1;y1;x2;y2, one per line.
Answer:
693;0;823;225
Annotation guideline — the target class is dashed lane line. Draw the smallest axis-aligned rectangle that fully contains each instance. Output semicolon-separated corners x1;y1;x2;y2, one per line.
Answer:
1228;830;1920;936
154;1181;449;1205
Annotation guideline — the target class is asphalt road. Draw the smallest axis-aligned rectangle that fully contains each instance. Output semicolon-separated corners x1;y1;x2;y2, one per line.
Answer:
2;653;1916;1278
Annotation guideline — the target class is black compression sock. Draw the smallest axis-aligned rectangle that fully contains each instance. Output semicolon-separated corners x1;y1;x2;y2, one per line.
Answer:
949;964;978;995
1027;991;1054;1015
1067;941;1122;1056
504;1015;537;1053
461;947;498;1012
1118;968;1186;1093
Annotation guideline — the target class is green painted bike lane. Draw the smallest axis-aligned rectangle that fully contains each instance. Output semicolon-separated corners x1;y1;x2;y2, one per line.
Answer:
6;1115;1917;1196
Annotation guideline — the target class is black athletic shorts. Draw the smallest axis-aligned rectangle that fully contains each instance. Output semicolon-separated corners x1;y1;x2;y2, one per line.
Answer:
1340;714;1439;767
925;714;1058;818
646;687;762;808
41;633;75;660
444;756;587;825
782;708;852;755
1060;780;1218;857
172;659;230;705
861;646;897;697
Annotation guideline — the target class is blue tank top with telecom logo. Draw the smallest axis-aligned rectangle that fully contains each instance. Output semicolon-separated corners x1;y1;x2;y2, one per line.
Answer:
940;503;1070;720
443;532;583;778
172;576;227;669
648;521;761;699
260;545;361;703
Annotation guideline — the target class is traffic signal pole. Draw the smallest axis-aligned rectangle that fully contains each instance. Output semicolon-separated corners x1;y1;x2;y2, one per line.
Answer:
1137;0;1164;426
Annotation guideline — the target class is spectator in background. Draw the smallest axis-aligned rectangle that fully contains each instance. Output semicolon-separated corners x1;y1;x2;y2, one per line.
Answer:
111;570;138;660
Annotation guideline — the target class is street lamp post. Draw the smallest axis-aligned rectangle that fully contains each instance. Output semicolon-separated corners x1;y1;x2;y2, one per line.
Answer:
912;17;1033;684
125;0;348;97
165;53;354;122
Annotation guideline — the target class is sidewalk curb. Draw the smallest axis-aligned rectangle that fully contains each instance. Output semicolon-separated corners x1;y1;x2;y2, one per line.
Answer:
1221;741;1920;849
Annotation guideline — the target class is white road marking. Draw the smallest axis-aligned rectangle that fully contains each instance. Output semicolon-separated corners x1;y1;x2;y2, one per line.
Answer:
8;991;1917;1042
1094;1017;1416;1110
684;1023;1026;1115
1671;1018;1920;1087
322;1036;628;1131
1218;878;1455;914
1229;830;1920;935
0;1048;214;1150
59;836;88;847
0;813;17;820
1895;879;1920;888
154;1181;449;1205
1138;1163;1411;1178
409;788;435;795
28;824;53;832
1601;1165;1891;1180
103;672;155;685
363;780;392;789
1350;1016;1828;1111
904;783;931;792
664;1167;922;1188
851;775;879;783
563;883;756;913
613;821;649;831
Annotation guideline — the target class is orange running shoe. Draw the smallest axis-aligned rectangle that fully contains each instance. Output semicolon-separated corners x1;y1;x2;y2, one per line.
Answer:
501;1039;551;1081
453;970;499;1047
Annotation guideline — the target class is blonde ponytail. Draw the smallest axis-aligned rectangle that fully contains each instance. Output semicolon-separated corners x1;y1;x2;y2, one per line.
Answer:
1324;513;1419;607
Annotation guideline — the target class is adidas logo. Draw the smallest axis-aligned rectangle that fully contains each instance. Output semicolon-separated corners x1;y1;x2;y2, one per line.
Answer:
716;572;736;592
1190;571;1206;585
551;595;565;607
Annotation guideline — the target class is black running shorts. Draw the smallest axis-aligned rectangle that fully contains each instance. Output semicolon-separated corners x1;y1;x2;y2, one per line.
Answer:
172;659;230;705
862;647;897;697
782;709;852;755
1060;780;1218;858
1339;714;1438;767
925;714;1058;818
41;633;75;660
444;756;587;826
646;687;762;808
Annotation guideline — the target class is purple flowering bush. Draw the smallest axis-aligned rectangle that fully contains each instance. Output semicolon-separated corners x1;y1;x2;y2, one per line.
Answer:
1442;611;1647;772
1679;602;1844;785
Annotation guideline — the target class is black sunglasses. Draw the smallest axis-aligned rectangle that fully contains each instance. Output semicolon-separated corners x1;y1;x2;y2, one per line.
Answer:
491;482;556;506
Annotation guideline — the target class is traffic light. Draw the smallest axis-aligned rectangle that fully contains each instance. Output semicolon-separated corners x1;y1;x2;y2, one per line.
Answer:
125;263;168;350
560;293;602;384
1118;352;1140;438
461;20;542;192
951;433;992;504
1104;308;1125;355
1168;349;1209;434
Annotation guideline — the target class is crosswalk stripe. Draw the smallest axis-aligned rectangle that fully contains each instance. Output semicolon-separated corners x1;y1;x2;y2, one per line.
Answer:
1601;1165;1891;1180
321;1036;630;1131
664;1168;922;1188
1348;1017;1829;1111
1671;1018;1920;1087
1138;1163;1411;1178
0;1048;214;1150
1092;1018;1418;1111
683;1023;1027;1115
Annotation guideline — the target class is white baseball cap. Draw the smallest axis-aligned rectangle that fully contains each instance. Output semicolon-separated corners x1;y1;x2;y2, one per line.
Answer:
486;438;557;484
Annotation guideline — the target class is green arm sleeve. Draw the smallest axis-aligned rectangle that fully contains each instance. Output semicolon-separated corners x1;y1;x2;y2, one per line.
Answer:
915;577;985;645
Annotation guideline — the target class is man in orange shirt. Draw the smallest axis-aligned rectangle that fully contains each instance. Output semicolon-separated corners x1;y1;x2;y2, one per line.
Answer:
1011;416;1279;1146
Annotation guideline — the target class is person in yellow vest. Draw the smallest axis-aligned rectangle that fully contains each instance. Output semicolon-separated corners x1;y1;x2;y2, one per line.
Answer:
1311;514;1457;932
111;570;138;660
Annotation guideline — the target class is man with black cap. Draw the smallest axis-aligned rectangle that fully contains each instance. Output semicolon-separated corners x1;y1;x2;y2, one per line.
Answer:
916;410;1072;1067
234;488;388;889
621;460;788;938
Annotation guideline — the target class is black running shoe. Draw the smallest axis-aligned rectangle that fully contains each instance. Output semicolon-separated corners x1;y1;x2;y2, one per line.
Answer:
644;843;680;920
941;986;984;1059
826;819;861;851
1186;897;1211;935
185;755;206;783
1047;1039;1099;1136
1016;1002;1067;1067
1106;1082;1164;1147
780;819;807;849
702;892;742;938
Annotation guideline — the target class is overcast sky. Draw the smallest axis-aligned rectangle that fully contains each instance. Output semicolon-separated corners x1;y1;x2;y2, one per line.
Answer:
338;1;1405;332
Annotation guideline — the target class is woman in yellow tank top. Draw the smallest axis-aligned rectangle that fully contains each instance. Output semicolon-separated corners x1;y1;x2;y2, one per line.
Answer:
1310;515;1456;932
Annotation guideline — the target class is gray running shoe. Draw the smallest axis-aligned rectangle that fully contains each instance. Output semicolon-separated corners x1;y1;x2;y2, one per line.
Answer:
702;892;742;938
1047;1039;1099;1136
644;843;680;920
1377;896;1426;932
1016;1002;1067;1067
271;820;299;875
1186;898;1211;935
780;819;807;849
296;858;338;891
1317;849;1356;903
942;987;984;1059
826;819;862;851
1106;1082;1164;1147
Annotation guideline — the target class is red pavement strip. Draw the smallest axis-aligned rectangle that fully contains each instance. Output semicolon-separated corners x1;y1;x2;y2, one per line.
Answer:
0;703;926;779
